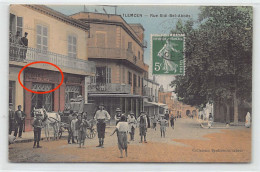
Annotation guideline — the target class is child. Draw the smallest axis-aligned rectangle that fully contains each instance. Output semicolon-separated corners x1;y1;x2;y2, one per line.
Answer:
152;115;157;131
78;118;89;148
127;112;137;141
32;112;43;148
71;113;79;143
111;115;129;158
158;116;168;138
137;112;148;143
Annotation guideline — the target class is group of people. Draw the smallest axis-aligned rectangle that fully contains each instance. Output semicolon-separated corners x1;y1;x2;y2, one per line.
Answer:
9;104;27;138
9;31;28;61
67;111;90;148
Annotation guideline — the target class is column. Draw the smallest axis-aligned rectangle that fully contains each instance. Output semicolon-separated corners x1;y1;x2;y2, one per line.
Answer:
59;83;66;111
84;76;91;104
54;83;59;112
24;81;32;131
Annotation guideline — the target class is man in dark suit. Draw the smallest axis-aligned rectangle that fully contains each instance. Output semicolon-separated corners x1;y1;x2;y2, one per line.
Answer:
14;105;26;138
21;32;28;60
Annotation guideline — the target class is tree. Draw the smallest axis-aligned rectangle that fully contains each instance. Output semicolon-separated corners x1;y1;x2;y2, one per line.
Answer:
170;6;252;123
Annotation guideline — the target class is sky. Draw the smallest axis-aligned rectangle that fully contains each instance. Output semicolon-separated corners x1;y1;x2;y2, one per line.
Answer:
48;5;201;91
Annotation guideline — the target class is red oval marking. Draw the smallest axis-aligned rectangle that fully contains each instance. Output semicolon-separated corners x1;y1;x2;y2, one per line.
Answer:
18;61;64;94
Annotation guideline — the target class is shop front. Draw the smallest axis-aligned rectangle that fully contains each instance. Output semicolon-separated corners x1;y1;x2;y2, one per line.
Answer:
23;68;85;131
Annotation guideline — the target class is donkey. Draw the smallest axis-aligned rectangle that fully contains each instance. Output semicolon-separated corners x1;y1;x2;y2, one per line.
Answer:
33;108;61;141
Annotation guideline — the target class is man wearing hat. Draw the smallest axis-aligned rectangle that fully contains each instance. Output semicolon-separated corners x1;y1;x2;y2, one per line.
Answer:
94;103;111;148
137;111;148;143
32;112;43;148
115;108;122;125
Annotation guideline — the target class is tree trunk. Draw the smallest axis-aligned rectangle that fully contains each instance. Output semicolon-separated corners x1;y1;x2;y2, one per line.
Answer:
233;91;239;124
226;103;230;124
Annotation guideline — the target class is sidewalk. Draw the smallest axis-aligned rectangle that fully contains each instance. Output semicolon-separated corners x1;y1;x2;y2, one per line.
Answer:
197;118;246;129
10;125;116;143
10;129;69;143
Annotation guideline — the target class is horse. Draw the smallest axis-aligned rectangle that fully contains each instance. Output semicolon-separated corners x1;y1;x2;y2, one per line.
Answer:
33;108;61;141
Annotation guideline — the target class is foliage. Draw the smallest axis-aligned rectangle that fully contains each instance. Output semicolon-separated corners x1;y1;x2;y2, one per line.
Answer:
170;6;252;107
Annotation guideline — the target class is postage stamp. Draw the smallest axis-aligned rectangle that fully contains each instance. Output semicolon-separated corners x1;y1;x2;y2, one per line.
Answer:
152;34;185;75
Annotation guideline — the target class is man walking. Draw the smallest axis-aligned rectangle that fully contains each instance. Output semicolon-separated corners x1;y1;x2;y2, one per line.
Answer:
14;105;26;138
94;104;111;148
67;110;75;144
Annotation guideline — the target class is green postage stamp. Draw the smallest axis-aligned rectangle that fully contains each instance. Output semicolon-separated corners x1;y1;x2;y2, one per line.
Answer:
152;34;185;75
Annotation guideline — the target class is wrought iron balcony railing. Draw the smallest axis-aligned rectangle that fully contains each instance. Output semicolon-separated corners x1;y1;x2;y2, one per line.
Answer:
88;83;131;94
9;43;96;74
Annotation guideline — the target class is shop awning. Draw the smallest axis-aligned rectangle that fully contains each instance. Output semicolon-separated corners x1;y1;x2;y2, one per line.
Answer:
144;101;168;108
89;93;142;98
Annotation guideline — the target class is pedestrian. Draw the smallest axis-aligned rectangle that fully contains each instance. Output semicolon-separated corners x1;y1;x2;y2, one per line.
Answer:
14;105;26;138
94;104;111;148
208;113;213;128
13;31;22;60
170;115;174;129
164;110;170;126
245;112;251;128
115;108;122;125
82;112;88;120
111;115;129;158
137;112;148;143
9;103;15;135
151;115;157;131
127;112;137;141
67;110;75;144
71;113;79;143
21;32;28;60
78;118;89;148
32;112;43;148
158;116;168;138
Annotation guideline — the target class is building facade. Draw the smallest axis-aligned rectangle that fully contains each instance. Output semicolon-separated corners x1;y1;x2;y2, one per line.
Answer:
158;90;198;118
71;12;148;123
9;5;95;131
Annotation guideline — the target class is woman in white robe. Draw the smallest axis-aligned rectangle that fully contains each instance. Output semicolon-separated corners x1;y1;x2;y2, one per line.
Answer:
245;112;251;128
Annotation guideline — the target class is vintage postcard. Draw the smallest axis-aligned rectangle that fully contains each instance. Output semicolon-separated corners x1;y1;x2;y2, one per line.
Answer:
8;5;252;162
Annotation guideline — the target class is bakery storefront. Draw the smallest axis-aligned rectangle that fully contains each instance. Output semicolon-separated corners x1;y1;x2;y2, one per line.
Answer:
23;68;84;131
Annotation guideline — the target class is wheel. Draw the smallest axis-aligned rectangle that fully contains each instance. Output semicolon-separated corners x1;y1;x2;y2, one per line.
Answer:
86;128;96;139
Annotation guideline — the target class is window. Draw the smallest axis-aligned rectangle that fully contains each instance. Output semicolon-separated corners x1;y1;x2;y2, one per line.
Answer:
96;67;111;84
9;81;15;108
106;67;111;83
9;14;23;35
138;51;140;59
68;35;77;58
128;71;132;85
138;76;141;87
36;24;48;51
127;42;132;51
65;85;82;109
133;74;137;87
122;67;125;83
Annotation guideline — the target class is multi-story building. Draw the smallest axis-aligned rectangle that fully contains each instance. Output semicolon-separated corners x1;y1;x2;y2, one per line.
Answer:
70;12;148;122
9;5;95;131
143;77;162;117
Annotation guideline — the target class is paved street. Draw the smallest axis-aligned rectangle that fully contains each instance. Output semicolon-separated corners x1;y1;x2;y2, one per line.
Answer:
9;118;251;162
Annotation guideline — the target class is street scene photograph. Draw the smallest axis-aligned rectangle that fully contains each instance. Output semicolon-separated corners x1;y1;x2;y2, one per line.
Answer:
8;4;252;162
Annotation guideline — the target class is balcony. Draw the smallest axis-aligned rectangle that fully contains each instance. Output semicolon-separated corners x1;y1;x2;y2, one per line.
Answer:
88;83;131;94
88;47;148;71
9;43;95;75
